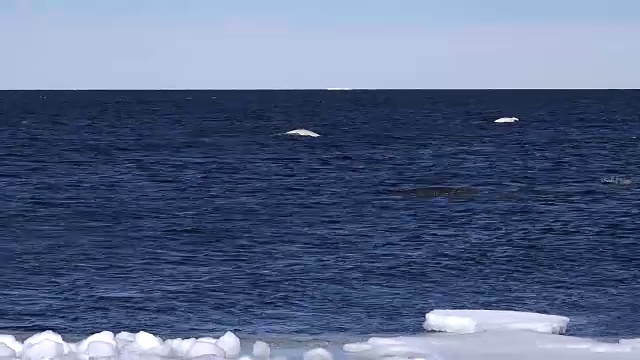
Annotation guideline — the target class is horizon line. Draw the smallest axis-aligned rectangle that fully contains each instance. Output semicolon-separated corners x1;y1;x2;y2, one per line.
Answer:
1;88;638;91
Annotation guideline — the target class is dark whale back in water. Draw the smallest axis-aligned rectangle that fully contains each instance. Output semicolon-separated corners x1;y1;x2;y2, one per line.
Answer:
389;178;634;201
389;186;480;198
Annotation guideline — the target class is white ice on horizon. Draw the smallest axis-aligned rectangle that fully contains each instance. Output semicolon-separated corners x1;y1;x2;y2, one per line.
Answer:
494;116;519;123
281;129;321;137
1;309;639;360
423;309;570;334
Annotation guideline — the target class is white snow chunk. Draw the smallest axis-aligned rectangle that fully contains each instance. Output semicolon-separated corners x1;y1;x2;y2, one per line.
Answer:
22;331;71;360
76;331;116;355
86;340;117;357
186;341;226;358
115;331;136;349
22;339;66;360
423;309;569;334
215;331;240;358
0;334;22;355
252;340;271;358
0;343;16;358
168;338;198;357
134;331;163;351
23;330;68;350
303;348;333;360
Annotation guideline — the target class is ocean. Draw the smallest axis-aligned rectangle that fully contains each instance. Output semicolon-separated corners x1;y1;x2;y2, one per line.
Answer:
1;90;640;358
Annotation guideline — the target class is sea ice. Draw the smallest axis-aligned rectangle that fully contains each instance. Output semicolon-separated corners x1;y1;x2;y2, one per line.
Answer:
0;343;16;358
423;309;569;334
165;338;197;357
115;331;136;346
619;338;640;347
215;331;241;357
0;334;22;354
343;331;640;360
21;339;66;360
186;341;225;358
2;309;640;360
134;331;163;351
303;348;333;360
75;331;117;355
252;340;271;358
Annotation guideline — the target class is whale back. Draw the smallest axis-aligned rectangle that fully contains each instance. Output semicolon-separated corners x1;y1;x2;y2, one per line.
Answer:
389;186;480;199
283;129;321;137
494;117;519;123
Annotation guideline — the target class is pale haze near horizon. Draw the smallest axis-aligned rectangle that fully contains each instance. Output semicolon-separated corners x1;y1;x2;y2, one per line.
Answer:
1;0;639;89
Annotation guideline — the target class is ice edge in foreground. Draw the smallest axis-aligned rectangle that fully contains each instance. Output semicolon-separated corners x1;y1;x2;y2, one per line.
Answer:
1;309;639;360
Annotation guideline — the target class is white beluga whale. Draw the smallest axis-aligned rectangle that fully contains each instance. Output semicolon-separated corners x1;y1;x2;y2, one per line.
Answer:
281;129;321;137
602;176;633;186
494;117;519;123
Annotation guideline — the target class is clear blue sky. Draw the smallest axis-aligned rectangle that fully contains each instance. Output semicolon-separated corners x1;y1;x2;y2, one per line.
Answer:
1;0;639;89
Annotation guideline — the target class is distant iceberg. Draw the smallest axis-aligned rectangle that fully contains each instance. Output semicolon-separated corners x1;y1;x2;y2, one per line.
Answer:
326;87;351;91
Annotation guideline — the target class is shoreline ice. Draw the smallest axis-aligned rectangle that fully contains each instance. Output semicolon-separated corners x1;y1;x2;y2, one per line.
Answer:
1;310;639;360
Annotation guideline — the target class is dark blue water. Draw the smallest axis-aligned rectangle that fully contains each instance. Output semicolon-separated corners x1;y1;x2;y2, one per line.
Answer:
1;90;640;340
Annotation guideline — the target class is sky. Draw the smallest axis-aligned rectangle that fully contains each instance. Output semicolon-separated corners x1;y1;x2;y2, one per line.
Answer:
1;0;639;89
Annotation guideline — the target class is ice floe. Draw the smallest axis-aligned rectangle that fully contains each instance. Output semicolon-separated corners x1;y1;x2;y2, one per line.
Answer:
423;309;569;334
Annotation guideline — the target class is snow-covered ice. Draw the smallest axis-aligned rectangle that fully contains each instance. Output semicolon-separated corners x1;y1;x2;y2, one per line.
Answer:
619;338;640;348
343;330;638;359
1;309;638;360
0;335;22;355
423;309;569;334
303;348;334;360
253;341;271;358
